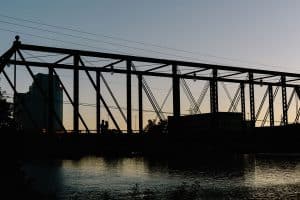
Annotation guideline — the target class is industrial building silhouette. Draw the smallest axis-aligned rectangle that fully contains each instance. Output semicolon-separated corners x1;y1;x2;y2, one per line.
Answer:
14;73;63;132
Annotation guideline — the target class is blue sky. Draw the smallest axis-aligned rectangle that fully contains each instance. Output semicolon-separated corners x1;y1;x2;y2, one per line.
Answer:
0;0;299;130
1;0;300;69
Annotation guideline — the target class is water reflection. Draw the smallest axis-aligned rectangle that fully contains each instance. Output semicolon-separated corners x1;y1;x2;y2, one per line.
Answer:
22;155;300;199
251;157;300;186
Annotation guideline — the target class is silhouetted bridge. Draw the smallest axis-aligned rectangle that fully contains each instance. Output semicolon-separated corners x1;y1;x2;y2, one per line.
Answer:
0;36;299;135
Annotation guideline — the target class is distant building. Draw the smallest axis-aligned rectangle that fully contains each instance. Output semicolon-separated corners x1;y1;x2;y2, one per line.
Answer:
14;73;63;132
168;112;247;135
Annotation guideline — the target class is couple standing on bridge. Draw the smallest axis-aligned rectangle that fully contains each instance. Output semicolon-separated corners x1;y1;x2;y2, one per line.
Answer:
100;120;109;134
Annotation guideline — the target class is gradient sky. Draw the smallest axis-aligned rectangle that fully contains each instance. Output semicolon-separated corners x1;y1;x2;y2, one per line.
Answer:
0;0;299;130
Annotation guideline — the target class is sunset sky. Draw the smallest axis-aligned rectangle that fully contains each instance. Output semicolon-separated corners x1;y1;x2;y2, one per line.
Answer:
0;0;299;130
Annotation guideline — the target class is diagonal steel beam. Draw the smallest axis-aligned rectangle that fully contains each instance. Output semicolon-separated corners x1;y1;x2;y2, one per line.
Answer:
145;64;169;72
54;54;72;64
255;87;268;121
192;81;210;114
222;82;233;106
82;58;127;123
261;86;280;127
280;89;296;125
81;57;127;123
100;73;127;122
0;46;16;73
79;58;122;133
228;86;240;112
253;75;277;81
286;78;300;83
295;107;300;123
100;59;124;68
179;68;197;112
155;86;172;121
132;62;165;121
219;71;244;78
183;68;209;76
52;69;90;133
232;91;241;112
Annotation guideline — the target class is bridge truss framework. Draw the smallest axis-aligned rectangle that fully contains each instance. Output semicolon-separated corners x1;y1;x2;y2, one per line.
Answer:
0;36;300;134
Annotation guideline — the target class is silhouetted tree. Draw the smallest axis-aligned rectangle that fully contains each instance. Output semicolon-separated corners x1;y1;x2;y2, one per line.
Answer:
0;87;46;199
144;119;167;135
0;87;14;129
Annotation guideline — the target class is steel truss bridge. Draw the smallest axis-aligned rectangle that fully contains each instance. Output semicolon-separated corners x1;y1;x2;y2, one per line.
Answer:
0;36;299;134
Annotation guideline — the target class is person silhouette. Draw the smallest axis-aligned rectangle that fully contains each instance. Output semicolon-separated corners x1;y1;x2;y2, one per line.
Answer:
104;121;109;134
100;120;105;134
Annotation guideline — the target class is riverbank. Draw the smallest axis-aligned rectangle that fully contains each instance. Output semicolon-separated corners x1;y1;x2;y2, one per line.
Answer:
17;130;300;158
3;125;300;159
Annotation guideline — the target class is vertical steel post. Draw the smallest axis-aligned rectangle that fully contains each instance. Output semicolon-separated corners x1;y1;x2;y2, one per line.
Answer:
296;86;300;118
96;71;101;134
249;72;255;127
210;69;218;114
127;60;132;134
172;64;180;117
14;52;16;87
240;83;246;121
281;75;288;126
13;52;16;119
74;54;79;134
48;67;54;134
268;84;274;127
138;74;143;133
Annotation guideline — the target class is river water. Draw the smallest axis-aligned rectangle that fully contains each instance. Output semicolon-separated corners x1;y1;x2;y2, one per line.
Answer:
22;154;300;199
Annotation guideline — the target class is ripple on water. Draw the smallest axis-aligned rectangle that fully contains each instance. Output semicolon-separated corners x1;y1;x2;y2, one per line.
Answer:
22;155;300;199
